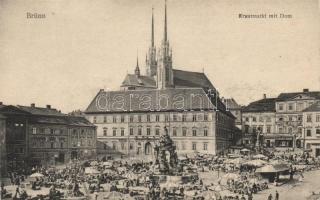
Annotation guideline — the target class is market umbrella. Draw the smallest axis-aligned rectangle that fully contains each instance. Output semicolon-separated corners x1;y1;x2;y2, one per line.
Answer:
29;172;44;178
255;164;289;173
240;148;250;152
90;161;99;166
225;158;246;165
253;154;267;160
244;159;267;167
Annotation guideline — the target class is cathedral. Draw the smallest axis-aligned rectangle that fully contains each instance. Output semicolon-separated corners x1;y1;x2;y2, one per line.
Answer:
85;1;236;159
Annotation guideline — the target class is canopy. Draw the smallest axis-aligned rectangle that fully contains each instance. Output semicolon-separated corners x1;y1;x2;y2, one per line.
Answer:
253;154;267;159
30;172;44;178
240;148;250;152
256;164;289;173
244;159;267;167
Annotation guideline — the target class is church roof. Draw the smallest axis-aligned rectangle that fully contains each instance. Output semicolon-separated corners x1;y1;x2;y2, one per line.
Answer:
121;74;156;88
121;69;215;90
173;69;215;90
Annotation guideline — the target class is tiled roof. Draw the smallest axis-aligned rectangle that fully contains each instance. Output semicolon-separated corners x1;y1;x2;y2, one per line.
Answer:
85;88;215;113
32;115;95;127
85;87;235;118
17;105;66;116
0;105;94;127
277;91;320;101
121;74;156;88
243;98;277;113
303;101;320;112
173;69;215;90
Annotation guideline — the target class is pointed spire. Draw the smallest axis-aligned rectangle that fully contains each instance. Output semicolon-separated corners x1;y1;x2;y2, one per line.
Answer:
135;54;140;76
136;56;139;68
151;7;155;47
164;0;167;42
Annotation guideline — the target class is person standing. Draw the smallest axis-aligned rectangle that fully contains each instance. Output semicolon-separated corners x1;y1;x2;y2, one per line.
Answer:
275;191;279;200
268;193;273;200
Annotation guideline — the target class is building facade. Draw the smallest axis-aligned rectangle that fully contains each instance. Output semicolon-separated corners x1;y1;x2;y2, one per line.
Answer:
242;97;277;148
85;2;236;159
242;89;320;150
0;103;97;171
302;101;320;157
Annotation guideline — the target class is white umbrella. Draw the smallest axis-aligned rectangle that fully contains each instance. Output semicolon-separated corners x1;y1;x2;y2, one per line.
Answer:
253;154;267;159
30;172;44;178
240;148;250;152
244;159;267;167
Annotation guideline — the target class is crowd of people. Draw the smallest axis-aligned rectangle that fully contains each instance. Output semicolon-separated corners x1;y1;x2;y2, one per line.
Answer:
1;148;320;200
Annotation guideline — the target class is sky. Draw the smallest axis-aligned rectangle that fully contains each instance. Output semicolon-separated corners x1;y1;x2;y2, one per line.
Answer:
0;0;319;113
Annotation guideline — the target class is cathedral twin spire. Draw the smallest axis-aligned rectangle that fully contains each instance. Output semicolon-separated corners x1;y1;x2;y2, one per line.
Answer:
144;0;173;89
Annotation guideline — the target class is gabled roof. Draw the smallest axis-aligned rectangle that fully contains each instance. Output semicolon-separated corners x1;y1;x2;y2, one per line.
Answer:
85;88;216;113
243;98;277;113
17;105;66;116
121;74;156;88
303;101;320;112
173;69;215;90
277;91;320;101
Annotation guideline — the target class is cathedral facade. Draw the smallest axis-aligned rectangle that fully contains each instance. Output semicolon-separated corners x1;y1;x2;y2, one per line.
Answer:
85;2;236;159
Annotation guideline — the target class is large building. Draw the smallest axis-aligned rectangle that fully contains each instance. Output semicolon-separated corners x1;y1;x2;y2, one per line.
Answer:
302;101;320;157
85;2;236;159
242;89;320;151
0;103;97;171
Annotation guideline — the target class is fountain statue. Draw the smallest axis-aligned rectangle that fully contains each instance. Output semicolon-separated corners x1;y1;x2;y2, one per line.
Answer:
154;127;179;175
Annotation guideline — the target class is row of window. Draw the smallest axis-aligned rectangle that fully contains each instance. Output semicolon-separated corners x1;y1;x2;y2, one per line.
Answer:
306;114;320;123
244;116;272;123
245;114;320;123
32;127;94;138
101;127;209;137
93;113;209;124
103;142;209;151
306;129;320;137
277;101;315;112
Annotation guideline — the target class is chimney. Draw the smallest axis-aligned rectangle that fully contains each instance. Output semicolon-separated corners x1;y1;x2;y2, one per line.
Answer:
31;103;35;107
303;88;309;92
46;105;51;109
263;94;267;99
